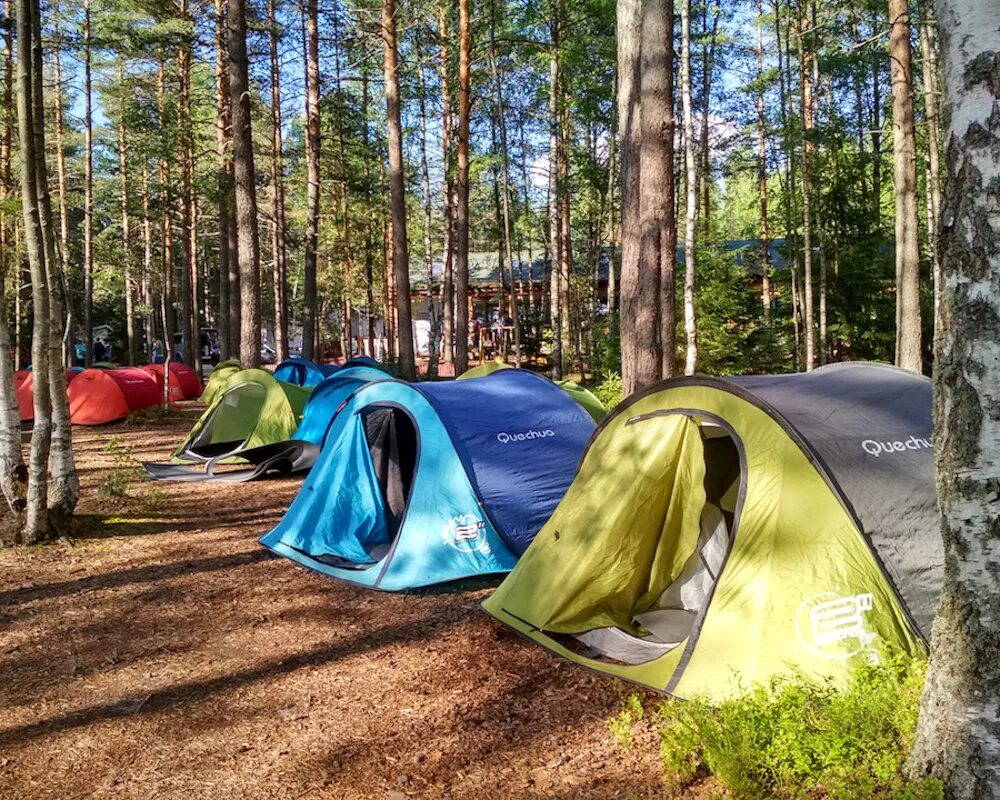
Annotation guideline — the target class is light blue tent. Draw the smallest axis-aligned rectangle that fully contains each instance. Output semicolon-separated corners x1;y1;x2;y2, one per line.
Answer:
293;365;390;447
260;369;596;590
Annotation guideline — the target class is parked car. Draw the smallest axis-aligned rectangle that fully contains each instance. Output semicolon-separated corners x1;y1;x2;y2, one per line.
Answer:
260;344;277;365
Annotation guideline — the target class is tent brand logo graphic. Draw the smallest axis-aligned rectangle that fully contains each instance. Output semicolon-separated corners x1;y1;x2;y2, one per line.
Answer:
443;514;489;553
861;436;931;458
794;592;880;662
496;429;555;445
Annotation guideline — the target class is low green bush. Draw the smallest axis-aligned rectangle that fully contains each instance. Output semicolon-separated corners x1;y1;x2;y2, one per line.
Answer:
619;657;942;799
592;371;624;410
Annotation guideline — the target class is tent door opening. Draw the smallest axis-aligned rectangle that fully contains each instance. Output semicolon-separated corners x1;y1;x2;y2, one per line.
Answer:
572;417;743;665
362;405;418;560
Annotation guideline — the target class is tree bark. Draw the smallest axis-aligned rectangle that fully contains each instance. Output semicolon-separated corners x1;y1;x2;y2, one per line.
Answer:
487;0;521;367
383;0;416;379
215;0;235;360
0;0;24;521
16;0;51;542
889;0;922;373
302;0;320;360
548;0;563;377
228;0;261;368
439;5;455;364
617;0;644;393
757;0;771;323
681;0;698;375
178;0;197;370
797;0;815;370
918;5;942;339
906;2;1000;793
417;57;442;376
269;0;288;361
118;65;137;366
83;0;94;365
52;0;73;359
454;0;472;373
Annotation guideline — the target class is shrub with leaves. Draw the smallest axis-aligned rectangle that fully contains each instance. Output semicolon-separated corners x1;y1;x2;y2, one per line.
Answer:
592;371;624;410
619;656;941;800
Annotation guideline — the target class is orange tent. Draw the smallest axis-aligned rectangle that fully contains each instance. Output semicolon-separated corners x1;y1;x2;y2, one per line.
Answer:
141;362;203;403
14;367;83;422
67;368;161;425
14;370;33;422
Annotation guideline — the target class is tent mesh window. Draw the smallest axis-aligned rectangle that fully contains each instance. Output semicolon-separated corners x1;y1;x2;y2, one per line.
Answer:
563;420;742;666
362;406;418;543
189;382;268;456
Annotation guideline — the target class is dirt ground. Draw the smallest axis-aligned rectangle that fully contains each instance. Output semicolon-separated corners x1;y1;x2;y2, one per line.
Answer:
0;410;673;800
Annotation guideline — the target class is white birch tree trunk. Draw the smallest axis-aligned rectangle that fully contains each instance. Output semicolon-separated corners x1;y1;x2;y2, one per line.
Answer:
906;2;1000;795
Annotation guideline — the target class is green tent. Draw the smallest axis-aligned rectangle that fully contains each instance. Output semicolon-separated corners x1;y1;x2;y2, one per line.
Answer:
483;363;939;701
458;363;605;421
199;359;242;405
173;368;312;462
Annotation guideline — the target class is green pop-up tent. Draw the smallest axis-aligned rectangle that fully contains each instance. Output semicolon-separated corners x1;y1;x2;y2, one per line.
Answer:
483;363;940;701
171;368;312;462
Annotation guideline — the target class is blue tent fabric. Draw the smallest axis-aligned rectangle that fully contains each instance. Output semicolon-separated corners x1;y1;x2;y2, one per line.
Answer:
293;365;389;447
416;370;594;555
273;358;339;387
260;370;595;590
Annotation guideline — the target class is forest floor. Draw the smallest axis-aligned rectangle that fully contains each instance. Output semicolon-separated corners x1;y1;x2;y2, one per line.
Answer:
0;408;685;800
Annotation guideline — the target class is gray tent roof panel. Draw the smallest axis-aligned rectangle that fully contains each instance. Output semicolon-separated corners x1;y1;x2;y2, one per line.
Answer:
726;362;940;638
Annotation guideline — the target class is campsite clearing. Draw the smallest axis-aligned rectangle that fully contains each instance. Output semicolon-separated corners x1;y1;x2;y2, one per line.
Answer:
0;410;668;799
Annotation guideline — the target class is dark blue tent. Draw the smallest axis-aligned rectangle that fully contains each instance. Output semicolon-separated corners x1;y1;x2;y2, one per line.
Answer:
261;369;596;590
273;358;339;387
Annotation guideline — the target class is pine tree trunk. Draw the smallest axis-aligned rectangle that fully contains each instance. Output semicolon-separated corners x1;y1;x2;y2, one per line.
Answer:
83;0;94;365
889;0;922;373
228;0;261;368
142;165;156;355
383;0;415;379
918;5;942;338
636;0;672;385
157;57;176;353
558;102;572;372
178;2;196;370
757;0;771;323
118;64;137;366
797;0;815;370
417;57;441;375
439;6;455;365
361;69;376;358
487;0;521;367
617;0;643;393
681;0;699;375
215;0;234;361
547;3;562;378
906;3;1000;793
269;0;288;361
52;0;73;357
454;0;472;373
302;0;320;360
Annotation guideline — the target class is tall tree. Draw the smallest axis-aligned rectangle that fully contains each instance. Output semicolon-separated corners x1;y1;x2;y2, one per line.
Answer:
215;0;236;359
439;4;454;364
382;0;415;379
453;0;471;373
228;0;261;367
906;1;1000;794
756;0;771;323
889;0;922;373
302;0;320;360
680;0;698;374
797;0;816;370
83;0;94;365
918;3;942;333
268;0;288;360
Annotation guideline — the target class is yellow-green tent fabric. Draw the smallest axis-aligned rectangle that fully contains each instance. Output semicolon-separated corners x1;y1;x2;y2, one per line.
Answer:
199;359;242;405
483;363;939;701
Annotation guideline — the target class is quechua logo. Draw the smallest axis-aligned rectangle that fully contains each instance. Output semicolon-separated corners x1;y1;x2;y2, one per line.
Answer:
496;429;555;445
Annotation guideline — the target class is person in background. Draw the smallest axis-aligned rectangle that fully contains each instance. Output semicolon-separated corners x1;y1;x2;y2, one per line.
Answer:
73;339;86;366
150;339;164;365
92;338;105;362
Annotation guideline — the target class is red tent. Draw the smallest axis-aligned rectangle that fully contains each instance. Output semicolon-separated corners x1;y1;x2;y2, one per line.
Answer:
14;368;83;422
67;368;161;425
141;363;203;403
15;370;33;422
